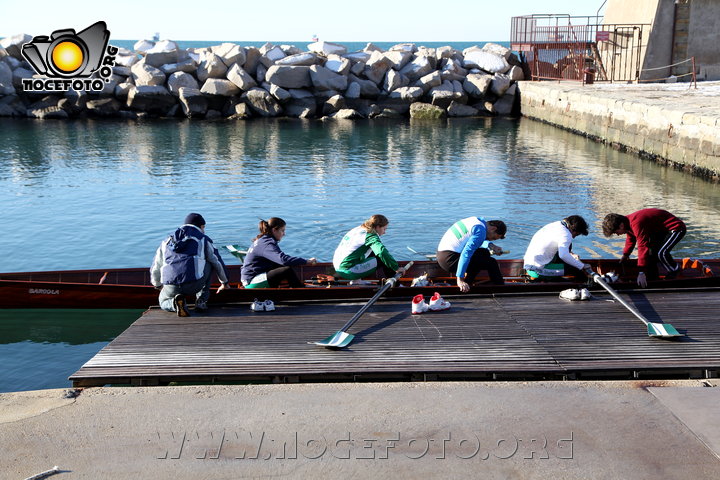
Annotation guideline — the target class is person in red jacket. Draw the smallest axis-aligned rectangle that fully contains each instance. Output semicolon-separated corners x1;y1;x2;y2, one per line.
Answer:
602;208;686;287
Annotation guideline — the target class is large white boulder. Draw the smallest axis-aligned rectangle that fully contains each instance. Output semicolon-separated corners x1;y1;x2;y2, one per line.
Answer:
399;55;434;82
200;78;240;96
364;51;392;84
345;82;361;99
308;41;347;56
463;49;510;74
463;73;492;97
447;100;478;117
177;87;207;117
212;43;246;67
389;43;417;53
226;64;257;91
0;34;32;59
489;73;511;96
115;54;140;67
259;46;286;68
0;62;14;95
242;87;282;117
388;86;423;101
309;65;347;91
197;53;228;83
416;70;442;92
131;61;166;86
264;82;291;101
344;51;371;63
508;65;524;82
133;39;155;55
126;85;175;112
482;42;512;60
440;58;468;81
325;54;351;75
384;69;409;92
160;58;197;75
265;65;312;89
167;72;199;96
363;43;383;53
384;51;413;70
347;74;380;97
276;53;319;66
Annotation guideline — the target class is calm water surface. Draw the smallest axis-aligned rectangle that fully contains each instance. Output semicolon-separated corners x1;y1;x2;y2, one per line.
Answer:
1;116;719;392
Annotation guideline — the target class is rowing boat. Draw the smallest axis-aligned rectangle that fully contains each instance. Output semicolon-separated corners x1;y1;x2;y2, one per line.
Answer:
0;258;717;309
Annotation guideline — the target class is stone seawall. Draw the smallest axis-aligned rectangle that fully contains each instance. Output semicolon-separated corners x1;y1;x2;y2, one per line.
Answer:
518;81;720;180
0;36;524;120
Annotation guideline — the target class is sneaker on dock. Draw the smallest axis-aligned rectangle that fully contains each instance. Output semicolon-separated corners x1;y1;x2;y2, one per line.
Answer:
559;289;580;301
250;299;264;312
195;299;208;311
263;300;275;312
579;288;592;301
428;292;451;311
173;295;190;317
411;294;429;314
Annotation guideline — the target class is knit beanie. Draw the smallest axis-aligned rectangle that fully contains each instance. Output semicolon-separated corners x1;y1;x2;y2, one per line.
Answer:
184;213;206;228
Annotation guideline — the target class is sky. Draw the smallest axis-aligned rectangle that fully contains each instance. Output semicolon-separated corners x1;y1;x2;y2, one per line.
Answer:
1;0;605;43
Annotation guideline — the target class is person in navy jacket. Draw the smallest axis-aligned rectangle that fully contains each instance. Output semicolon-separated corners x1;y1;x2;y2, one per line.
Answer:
241;217;317;288
151;213;230;316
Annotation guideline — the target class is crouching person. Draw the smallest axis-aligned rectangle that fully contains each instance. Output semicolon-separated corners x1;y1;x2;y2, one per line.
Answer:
523;215;593;281
151;213;230;316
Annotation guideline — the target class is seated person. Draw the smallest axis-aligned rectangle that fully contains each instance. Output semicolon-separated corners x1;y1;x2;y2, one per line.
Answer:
333;214;399;279
523;215;593;281
241;217;316;288
436;217;507;293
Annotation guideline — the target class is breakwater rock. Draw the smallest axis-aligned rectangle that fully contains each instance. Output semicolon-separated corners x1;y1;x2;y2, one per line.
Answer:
0;37;524;120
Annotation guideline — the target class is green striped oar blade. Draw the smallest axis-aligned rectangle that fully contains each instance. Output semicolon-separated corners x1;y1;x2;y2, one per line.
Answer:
311;331;355;348
647;322;683;338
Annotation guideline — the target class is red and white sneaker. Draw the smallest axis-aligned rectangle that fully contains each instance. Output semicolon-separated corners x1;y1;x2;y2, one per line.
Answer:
411;294;428;314
428;292;451;311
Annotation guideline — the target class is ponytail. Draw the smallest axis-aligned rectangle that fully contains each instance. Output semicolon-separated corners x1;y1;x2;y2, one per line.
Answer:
361;214;389;233
254;217;286;241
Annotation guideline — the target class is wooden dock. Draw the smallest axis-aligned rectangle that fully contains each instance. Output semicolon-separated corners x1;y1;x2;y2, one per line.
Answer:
70;289;720;386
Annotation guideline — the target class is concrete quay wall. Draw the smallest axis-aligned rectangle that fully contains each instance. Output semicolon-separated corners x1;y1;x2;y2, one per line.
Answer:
518;81;720;180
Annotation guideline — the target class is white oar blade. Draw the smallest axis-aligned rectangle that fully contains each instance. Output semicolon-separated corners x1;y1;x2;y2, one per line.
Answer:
647;322;684;338
311;331;355;348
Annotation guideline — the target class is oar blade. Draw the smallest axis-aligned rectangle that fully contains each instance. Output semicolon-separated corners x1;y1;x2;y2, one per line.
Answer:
647;322;684;338
310;330;355;348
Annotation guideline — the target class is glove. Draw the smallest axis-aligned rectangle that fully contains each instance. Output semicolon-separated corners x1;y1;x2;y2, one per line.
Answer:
636;272;647;288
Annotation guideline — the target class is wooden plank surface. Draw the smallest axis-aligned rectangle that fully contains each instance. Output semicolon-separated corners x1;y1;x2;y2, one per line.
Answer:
71;289;720;385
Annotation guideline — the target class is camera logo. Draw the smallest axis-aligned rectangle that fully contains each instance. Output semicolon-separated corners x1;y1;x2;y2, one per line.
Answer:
21;21;118;92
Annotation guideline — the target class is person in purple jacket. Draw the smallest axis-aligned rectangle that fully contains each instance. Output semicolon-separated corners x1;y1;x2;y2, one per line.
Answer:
241;217;317;288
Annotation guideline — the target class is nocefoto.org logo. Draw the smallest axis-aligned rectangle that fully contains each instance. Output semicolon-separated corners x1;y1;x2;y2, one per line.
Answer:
21;21;118;92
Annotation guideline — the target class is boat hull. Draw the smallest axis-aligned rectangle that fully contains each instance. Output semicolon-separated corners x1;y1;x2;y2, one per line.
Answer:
1;259;717;309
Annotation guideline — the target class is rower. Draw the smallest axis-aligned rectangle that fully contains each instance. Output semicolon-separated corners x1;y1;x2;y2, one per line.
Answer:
523;215;595;281
436;217;507;293
602;208;686;288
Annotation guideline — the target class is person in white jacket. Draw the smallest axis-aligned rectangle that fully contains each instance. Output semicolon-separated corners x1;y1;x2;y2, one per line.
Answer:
523;215;594;281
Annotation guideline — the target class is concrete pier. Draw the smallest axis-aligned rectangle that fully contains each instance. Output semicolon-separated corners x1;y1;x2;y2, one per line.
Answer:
518;81;720;179
2;381;720;479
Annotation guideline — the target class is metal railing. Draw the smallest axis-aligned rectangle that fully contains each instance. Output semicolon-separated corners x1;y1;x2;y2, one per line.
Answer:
511;15;648;83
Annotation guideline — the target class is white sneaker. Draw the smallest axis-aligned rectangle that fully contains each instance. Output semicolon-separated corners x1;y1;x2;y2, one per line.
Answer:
603;272;619;283
428;292;451;311
579;288;592;300
411;294;428;314
262;299;275;311
559;288;580;301
250;299;264;312
411;274;430;287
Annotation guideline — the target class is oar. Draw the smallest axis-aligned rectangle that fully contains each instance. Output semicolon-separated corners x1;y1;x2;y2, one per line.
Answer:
311;261;415;348
224;245;248;262
591;273;684;338
407;246;436;260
